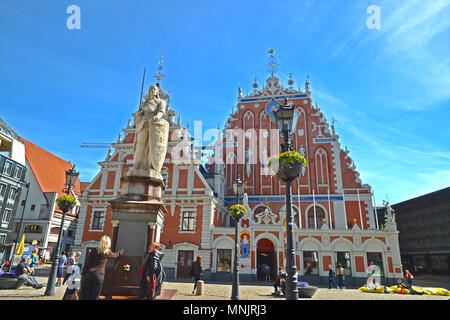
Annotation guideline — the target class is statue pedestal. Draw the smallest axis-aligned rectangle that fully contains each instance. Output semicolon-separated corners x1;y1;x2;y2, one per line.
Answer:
101;169;168;298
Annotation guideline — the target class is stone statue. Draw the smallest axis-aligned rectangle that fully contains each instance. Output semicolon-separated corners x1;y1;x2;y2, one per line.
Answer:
132;84;169;179
383;200;397;231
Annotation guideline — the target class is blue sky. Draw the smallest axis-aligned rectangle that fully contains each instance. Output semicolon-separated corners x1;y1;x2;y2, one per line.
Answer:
1;0;449;204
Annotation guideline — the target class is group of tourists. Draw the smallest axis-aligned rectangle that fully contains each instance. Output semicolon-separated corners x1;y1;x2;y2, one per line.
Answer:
69;235;166;300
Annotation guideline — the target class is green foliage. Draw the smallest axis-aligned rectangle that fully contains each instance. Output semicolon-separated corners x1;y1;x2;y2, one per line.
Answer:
56;195;77;205
229;204;247;220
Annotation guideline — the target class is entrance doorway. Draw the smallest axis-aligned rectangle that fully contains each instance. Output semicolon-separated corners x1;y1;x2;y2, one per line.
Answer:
256;238;276;281
177;250;194;279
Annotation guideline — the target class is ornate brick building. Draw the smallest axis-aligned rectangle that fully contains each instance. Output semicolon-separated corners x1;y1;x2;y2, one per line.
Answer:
75;65;403;285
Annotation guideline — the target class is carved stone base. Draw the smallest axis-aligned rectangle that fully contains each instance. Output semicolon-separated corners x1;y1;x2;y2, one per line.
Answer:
102;170;167;298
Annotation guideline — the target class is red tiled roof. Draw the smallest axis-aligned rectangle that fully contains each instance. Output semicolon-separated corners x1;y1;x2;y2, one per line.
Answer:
80;182;90;193
23;139;81;198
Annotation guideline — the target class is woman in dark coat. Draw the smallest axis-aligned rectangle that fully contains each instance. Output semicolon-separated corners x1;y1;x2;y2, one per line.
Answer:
80;235;123;300
191;256;203;294
139;241;166;300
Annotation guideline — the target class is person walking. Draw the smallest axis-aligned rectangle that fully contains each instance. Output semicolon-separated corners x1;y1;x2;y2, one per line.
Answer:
63;252;77;285
264;264;271;281
29;248;39;275
405;269;414;286
14;256;43;289
328;264;338;289
80;235;123;300
190;256;203;294
56;251;67;287
139;241;166;300
336;263;345;290
62;261;81;300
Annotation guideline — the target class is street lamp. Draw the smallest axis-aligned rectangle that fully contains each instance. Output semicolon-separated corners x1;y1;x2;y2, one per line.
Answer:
231;175;244;300
273;98;299;300
44;165;79;296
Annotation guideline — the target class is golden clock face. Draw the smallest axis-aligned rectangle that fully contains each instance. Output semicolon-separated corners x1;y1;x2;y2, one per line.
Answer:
265;100;281;122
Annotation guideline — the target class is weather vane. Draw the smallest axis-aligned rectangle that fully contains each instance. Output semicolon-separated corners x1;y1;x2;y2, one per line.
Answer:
155;52;164;84
266;49;278;78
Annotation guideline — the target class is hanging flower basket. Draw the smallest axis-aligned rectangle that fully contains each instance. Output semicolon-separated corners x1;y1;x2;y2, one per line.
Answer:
229;204;247;221
56;195;76;212
269;150;307;182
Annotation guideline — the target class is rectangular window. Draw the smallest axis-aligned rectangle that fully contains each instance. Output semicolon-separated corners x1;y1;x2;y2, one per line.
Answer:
91;210;106;230
0;234;6;244
217;249;232;272
14;166;22;179
367;252;384;277
335;252;352;276
8;188;17;201
31;204;35;211
2;208;12;224
0;184;6;197
303;251;319;275
181;211;195;231
3;161;12;175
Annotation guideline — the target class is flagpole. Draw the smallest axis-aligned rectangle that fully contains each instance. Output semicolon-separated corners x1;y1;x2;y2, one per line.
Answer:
372;191;379;229
342;190;348;229
313;189;317;229
327;188;332;229
297;178;302;229
357;189;363;229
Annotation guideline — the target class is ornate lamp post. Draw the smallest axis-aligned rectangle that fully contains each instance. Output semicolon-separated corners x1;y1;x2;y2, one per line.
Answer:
44;165;79;296
273;98;300;300
231;175;245;300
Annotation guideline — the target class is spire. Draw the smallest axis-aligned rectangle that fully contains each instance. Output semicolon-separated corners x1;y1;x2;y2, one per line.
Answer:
266;49;278;78
288;73;294;88
117;132;122;143
252;75;259;92
177;114;181;127
305;75;310;93
105;147;111;160
127;118;131;128
155;52;164;85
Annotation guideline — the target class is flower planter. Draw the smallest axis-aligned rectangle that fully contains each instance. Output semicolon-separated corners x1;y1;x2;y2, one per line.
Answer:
276;161;304;181
58;202;76;213
298;285;318;298
229;205;246;221
0;274;25;289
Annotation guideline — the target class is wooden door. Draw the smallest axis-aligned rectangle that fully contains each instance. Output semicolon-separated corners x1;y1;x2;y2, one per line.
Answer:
177;250;194;279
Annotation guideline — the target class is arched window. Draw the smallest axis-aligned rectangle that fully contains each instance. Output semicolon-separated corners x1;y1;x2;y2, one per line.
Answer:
315;148;329;186
253;206;269;223
307;206;326;229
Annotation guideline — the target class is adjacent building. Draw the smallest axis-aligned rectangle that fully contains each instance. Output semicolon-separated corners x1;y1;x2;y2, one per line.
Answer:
392;187;450;275
12;139;82;260
0;118;27;261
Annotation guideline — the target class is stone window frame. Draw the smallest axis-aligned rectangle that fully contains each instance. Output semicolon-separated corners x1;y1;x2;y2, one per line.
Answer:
216;248;232;273
8;187;17;202
179;208;197;234
0;183;7;198
3;161;12;175
1;208;12;224
13;165;22;179
0;233;7;244
90;209;107;232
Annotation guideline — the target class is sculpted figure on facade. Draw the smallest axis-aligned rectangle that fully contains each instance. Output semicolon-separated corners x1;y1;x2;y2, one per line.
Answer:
133;84;169;179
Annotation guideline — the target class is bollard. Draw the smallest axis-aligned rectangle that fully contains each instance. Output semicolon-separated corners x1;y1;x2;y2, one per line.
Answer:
196;280;204;295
